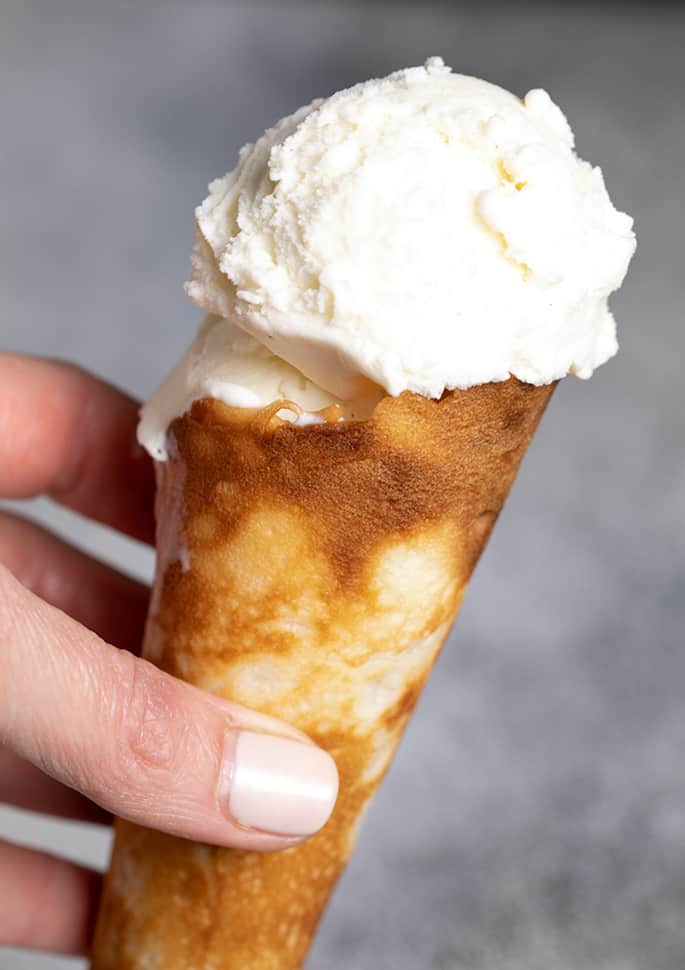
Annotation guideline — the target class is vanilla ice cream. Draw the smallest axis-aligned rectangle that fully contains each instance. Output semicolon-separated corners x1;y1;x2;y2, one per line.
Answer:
139;56;635;459
139;316;382;461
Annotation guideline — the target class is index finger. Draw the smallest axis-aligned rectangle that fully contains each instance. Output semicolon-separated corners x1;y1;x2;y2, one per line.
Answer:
0;353;155;543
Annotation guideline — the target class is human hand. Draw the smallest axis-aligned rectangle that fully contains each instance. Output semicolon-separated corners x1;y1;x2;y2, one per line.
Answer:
0;354;338;956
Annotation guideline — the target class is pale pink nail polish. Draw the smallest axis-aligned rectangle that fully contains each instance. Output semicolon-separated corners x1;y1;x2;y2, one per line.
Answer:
224;731;338;837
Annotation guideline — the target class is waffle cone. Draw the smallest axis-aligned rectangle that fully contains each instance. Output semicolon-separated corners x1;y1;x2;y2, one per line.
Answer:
91;377;555;970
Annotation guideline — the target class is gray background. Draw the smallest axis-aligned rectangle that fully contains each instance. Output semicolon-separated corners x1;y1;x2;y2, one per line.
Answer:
1;2;683;968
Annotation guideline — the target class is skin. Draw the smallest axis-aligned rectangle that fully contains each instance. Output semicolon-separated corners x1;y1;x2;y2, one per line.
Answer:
0;353;319;956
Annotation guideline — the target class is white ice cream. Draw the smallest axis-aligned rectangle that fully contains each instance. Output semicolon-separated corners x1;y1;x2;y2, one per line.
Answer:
139;57;635;459
139;316;382;461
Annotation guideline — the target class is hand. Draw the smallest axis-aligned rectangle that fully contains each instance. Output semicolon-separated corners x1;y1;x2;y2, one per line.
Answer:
0;354;338;956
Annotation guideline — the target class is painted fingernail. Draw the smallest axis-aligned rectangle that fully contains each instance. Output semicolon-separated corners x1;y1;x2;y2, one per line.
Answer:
223;731;339;837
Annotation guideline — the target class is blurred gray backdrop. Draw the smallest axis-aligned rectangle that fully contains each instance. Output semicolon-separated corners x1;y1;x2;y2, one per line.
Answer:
1;2;684;969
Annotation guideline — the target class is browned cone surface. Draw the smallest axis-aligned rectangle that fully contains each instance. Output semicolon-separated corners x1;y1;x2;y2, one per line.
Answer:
91;378;555;970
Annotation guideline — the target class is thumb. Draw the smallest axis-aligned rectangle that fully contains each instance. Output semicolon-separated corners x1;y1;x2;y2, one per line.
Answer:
0;564;337;848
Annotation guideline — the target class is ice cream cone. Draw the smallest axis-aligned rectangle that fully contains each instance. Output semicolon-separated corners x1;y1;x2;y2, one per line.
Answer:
91;377;555;970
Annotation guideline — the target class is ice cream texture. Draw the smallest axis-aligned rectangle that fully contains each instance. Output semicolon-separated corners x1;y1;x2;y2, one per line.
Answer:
139;56;635;459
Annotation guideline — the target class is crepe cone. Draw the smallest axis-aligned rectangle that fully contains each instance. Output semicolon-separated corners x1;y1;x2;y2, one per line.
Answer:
91;377;555;970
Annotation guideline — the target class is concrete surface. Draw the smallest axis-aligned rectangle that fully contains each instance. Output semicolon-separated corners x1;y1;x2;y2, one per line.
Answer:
1;2;684;968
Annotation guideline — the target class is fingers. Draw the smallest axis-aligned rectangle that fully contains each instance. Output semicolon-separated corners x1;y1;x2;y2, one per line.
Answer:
0;353;155;543
0;565;338;850
0;838;101;954
0;510;149;653
0;746;110;824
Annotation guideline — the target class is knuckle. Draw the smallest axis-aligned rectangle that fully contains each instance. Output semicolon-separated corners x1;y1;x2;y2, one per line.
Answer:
110;653;190;789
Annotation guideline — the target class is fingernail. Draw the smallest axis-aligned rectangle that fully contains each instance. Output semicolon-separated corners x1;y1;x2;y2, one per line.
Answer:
222;731;339;837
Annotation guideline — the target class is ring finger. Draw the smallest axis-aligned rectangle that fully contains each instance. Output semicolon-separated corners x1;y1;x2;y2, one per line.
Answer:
0;837;101;954
0;746;110;824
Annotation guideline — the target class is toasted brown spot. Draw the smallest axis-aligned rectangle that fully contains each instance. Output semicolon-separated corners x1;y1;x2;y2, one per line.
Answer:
381;679;424;732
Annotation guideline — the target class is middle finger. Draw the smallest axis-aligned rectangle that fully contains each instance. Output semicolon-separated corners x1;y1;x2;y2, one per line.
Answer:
0;509;149;653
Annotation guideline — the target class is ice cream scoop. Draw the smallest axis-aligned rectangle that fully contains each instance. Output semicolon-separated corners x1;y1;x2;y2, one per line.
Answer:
184;56;635;400
139;57;635;463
